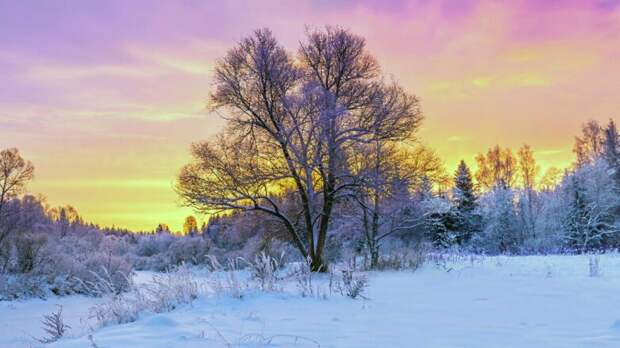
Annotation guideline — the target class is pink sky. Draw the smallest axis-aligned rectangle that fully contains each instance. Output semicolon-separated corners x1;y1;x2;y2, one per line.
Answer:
1;0;618;231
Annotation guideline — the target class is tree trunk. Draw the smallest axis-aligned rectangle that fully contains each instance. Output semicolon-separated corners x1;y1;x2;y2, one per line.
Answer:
370;247;379;269
310;253;328;272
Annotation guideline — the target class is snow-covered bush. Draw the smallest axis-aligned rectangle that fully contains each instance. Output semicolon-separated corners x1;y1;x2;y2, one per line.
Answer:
75;253;133;296
166;236;211;266
90;291;144;327
205;256;247;299
335;269;368;299
143;264;200;312
91;265;202;328
14;232;47;273
293;258;328;298
136;233;175;257
0;274;48;300
246;252;284;292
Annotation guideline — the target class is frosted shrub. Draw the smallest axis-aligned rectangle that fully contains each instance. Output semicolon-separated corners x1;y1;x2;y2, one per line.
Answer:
0;274;47;300
92;265;201;327
144;264;200;312
75;253;133;296
37;305;70;344
91;291;144;326
206;256;247;299
15;232;47;273
247;252;283;292
294;258;327;298
336;269;368;300
166;237;210;265
374;246;427;271
136;233;174;257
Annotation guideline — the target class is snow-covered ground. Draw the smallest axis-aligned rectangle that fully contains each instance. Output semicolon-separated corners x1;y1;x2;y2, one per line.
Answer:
3;254;620;347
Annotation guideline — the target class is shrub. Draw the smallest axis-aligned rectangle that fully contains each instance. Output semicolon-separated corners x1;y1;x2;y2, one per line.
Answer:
75;253;133;296
143;264;200;312
293;258;327;298
91;265;202;328
205;256;247;299
336;269;369;300
37;306;70;344
247;252;284;292
166;237;210;266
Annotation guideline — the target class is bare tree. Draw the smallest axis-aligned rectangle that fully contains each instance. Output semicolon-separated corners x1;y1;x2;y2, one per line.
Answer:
517;144;540;239
0;148;34;244
354;143;443;268
573;120;605;167
539;167;563;192
177;27;421;271
475;145;518;190
183;215;199;236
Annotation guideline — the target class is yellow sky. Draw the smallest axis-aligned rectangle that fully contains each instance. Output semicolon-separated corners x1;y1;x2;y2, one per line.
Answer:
1;1;618;231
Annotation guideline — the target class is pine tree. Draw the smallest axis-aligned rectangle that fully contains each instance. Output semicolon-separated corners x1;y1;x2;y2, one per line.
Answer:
563;175;595;252
453;160;478;244
422;197;459;248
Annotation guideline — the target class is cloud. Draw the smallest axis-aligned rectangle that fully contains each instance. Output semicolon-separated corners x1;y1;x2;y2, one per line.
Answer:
538;149;566;156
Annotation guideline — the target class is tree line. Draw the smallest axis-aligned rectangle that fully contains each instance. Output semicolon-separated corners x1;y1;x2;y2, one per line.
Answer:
177;27;620;271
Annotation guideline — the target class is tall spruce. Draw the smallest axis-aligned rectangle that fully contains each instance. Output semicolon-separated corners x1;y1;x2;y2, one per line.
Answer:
453;160;478;243
563;175;595;252
603;119;619;179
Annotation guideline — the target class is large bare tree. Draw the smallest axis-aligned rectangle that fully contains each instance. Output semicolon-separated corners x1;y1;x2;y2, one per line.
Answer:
0;148;35;244
177;27;422;271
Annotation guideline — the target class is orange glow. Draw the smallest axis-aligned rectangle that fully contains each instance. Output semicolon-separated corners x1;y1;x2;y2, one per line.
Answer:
1;1;618;230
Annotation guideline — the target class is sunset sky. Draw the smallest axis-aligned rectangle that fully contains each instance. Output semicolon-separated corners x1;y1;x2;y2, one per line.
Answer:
1;0;618;231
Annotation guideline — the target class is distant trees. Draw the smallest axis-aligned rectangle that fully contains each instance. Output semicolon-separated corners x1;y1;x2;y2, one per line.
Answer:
573;120;605;167
539;167;562;192
155;224;171;234
183;216;199;236
177;27;422;271
557;119;620;251
475;146;517;190
48;206;81;238
0;148;35;245
561;162;619;251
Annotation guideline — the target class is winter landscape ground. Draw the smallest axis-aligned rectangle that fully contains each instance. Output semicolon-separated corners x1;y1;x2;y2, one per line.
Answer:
2;253;620;348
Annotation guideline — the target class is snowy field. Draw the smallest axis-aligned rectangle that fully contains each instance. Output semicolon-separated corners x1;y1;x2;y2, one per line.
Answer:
3;254;620;348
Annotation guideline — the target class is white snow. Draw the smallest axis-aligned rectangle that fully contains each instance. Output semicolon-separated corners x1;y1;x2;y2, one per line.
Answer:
3;254;620;347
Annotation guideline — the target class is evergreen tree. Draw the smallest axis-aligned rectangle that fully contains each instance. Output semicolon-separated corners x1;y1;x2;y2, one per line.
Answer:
57;207;70;237
603;119;620;185
453;160;479;244
563;175;595;252
422;196;459;248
